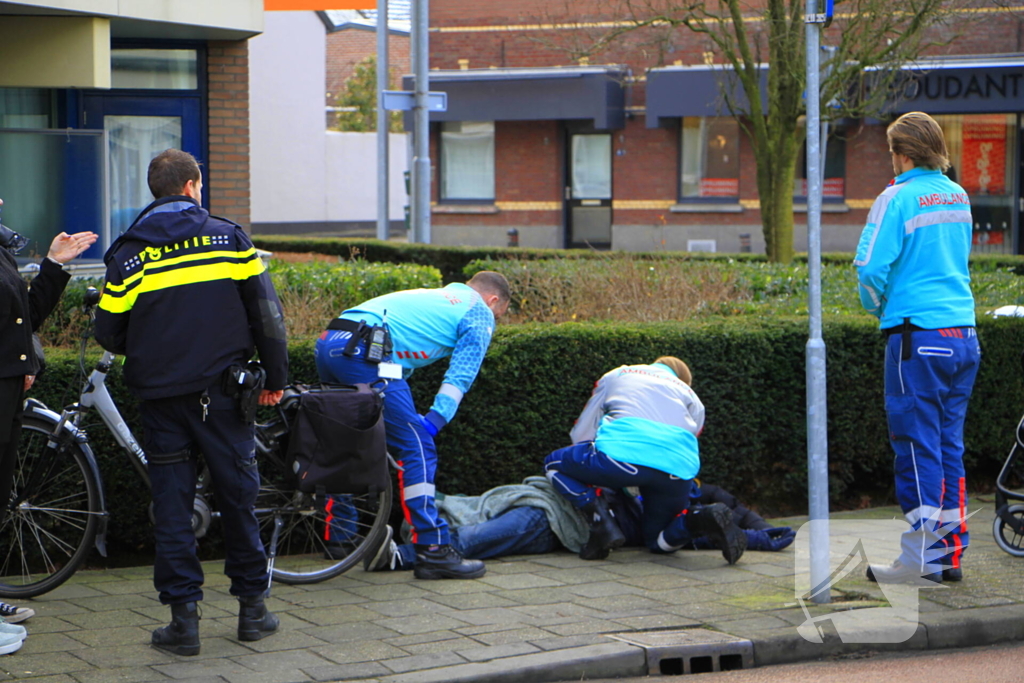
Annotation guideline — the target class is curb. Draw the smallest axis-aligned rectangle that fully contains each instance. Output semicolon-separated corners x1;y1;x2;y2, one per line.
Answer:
341;604;1024;683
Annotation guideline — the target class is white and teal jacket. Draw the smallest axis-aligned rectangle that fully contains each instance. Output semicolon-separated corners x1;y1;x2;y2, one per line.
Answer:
340;282;495;427
855;167;975;330
569;363;704;480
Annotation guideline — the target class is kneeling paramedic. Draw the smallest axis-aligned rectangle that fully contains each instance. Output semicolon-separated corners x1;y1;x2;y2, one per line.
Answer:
95;149;289;656
544;357;746;564
315;271;510;580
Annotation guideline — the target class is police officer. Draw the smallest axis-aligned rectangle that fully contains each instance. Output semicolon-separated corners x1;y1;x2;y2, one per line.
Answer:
856;112;980;584
95;149;288;656
315;272;510;580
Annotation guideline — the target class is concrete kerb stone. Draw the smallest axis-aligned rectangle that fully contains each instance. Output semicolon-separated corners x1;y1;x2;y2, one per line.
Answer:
372;641;646;683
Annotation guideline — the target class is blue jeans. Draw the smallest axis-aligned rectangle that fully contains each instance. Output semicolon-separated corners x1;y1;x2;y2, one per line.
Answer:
315;331;449;546
885;328;980;572
543;442;693;552
396;506;560;567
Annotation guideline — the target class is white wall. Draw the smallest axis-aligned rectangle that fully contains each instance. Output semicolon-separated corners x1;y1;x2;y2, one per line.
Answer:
326;131;408;223
250;11;327;224
250;12;408;229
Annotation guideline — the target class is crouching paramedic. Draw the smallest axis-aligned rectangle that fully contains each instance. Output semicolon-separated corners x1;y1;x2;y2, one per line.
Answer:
95;149;288;656
544;357;746;564
315;271;510;580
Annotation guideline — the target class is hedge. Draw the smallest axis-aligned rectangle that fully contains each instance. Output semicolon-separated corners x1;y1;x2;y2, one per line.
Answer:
251;234;1024;283
27;315;1024;561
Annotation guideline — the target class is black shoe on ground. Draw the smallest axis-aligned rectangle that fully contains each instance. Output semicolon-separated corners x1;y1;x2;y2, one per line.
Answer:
578;496;626;561
152;602;200;656
686;503;746;565
866;561;942;584
942;566;963;582
414;544;486;580
237;595;279;642
364;525;401;572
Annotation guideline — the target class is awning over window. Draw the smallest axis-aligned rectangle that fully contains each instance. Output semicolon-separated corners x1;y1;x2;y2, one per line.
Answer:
887;57;1024;114
645;65;767;128
402;66;628;130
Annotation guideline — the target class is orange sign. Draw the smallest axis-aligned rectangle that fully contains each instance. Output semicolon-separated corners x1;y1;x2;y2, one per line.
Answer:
265;1;376;9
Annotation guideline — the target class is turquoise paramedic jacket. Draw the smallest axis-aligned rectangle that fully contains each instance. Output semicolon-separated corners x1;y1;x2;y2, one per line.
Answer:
340;282;495;428
854;167;975;330
570;363;704;480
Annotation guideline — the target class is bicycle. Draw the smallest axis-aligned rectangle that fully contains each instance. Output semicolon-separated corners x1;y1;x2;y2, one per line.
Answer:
0;287;392;598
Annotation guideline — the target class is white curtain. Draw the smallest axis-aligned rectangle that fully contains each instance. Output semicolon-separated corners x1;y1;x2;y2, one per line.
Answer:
441;121;494;200
571;135;611;199
106;115;182;235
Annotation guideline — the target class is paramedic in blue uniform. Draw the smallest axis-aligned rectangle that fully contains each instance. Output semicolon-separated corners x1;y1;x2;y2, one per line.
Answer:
543;357;746;564
855;112;980;584
315;271;510;580
95;149;289;656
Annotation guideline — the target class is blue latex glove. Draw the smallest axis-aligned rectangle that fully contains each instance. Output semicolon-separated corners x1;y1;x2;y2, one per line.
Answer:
745;526;795;552
418;412;441;437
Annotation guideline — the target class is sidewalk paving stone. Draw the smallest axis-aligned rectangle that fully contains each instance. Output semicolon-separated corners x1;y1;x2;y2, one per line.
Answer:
1;504;1022;682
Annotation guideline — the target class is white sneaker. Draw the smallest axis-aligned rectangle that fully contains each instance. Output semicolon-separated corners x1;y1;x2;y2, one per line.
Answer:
0;621;26;641
0;630;23;655
363;526;402;572
0;603;33;624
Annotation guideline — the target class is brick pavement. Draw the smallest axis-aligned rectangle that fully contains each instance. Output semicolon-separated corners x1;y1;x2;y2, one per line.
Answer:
2;499;1022;683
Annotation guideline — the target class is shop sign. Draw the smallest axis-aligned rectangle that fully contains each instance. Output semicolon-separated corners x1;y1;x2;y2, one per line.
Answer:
897;66;1024;113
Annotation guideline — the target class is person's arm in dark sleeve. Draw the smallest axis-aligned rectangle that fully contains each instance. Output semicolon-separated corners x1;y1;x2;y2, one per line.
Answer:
94;260;131;355
26;258;70;331
235;230;288;390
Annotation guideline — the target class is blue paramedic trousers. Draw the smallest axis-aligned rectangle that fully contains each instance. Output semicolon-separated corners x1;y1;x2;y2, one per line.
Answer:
885;327;980;573
139;384;268;605
315;331;450;547
543;442;693;552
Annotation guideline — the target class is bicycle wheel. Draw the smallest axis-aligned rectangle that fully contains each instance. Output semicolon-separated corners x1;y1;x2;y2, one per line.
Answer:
257;470;393;584
993;504;1024;557
0;416;102;598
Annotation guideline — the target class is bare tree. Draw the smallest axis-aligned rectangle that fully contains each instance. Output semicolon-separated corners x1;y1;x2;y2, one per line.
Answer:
531;0;977;262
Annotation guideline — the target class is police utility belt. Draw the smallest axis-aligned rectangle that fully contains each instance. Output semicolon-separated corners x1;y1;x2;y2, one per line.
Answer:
327;318;393;364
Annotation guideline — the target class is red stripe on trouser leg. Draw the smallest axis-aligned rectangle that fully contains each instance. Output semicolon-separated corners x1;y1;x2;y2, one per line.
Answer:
323;497;335;541
960;477;967;532
951;534;963;568
396;460;417;544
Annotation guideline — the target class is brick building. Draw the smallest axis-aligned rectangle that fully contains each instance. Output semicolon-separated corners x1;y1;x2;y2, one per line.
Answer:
0;0;262;260
415;2;1024;254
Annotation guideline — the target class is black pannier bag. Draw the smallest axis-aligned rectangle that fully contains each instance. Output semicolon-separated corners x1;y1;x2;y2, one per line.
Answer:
287;383;388;494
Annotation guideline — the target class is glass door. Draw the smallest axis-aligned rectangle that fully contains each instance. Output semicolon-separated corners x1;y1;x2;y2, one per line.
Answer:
82;95;202;240
567;134;612;248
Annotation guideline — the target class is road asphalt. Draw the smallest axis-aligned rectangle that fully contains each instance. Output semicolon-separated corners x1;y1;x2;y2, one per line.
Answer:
2;498;1022;683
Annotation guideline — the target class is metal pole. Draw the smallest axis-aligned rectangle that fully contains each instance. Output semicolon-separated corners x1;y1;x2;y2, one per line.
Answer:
411;0;431;243
376;0;390;241
805;0;830;605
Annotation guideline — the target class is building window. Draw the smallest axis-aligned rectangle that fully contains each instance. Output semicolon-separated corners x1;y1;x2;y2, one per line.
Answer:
680;116;739;200
111;49;198;90
934;113;1017;253
441;121;495;201
0;88;54;129
795;126;846;199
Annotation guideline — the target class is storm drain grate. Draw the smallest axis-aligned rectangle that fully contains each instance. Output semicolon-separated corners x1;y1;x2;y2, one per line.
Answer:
609;629;754;675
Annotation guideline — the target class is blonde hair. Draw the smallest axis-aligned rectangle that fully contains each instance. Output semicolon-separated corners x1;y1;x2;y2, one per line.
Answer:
887;112;950;172
654;356;692;385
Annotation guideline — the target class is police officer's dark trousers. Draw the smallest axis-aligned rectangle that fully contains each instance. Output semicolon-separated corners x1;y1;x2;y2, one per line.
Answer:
139;384;268;605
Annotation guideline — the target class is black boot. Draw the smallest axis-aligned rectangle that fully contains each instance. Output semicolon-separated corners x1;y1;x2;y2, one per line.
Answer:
686;503;747;565
152;602;200;656
578;496;626;560
237;594;280;642
414;544;486;580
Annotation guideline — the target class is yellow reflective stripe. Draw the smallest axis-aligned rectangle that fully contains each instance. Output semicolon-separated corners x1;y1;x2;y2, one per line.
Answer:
104;281;128;293
98;256;264;314
119;247;262;289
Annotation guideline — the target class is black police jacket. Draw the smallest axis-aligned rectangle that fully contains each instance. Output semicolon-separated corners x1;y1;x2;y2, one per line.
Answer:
94;196;288;400
0;250;70;380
